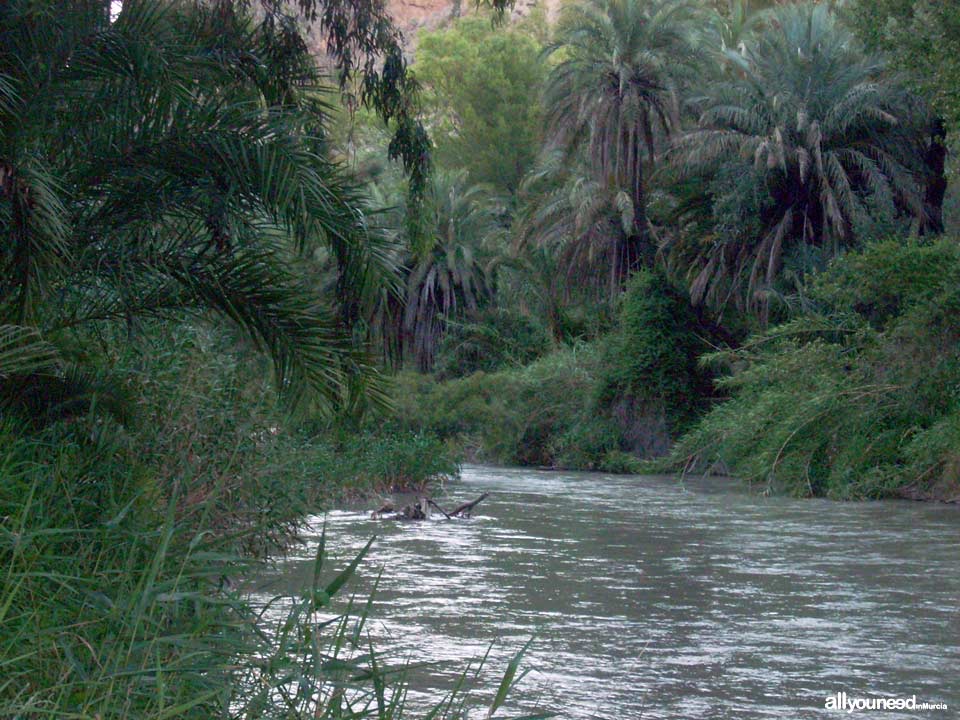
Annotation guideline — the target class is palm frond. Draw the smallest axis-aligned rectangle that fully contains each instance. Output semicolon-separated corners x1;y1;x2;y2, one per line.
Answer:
666;2;928;318
0;324;59;377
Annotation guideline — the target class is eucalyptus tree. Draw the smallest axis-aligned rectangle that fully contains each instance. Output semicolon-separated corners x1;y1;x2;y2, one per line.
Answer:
670;2;927;318
0;0;397;415
534;0;703;293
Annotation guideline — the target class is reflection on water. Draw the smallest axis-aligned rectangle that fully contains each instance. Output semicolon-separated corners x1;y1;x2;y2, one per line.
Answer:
250;466;960;719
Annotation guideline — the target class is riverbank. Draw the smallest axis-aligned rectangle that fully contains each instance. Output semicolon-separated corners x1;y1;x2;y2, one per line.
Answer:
0;324;469;718
381;241;960;504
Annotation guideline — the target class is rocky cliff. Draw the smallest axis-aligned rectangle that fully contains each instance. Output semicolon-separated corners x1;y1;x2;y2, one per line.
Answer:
304;0;560;64
383;0;560;49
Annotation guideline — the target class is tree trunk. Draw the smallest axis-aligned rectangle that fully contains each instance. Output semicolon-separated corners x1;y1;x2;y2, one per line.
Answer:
919;118;947;236
613;125;651;298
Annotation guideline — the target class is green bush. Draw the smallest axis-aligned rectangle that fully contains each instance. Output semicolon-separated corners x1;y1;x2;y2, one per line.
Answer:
597;269;714;438
388;344;601;466
812;239;960;328
434;308;551;379
666;238;960;500
315;428;461;497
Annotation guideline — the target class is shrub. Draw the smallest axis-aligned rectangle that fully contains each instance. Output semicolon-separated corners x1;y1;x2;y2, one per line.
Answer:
666;238;960;500
315;428;461;496
812;239;960;328
388;345;601;466
595;270;715;452
434;308;551;379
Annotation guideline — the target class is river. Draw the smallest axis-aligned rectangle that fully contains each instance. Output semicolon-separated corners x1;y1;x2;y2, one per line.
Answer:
252;465;960;718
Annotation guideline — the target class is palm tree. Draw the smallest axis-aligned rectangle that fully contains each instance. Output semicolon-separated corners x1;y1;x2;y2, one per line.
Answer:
670;2;926;317
0;0;394;415
517;153;646;301
703;0;775;55
370;171;500;371
536;0;702;291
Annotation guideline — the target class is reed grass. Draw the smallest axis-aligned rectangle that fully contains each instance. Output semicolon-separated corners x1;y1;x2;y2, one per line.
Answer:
0;325;540;719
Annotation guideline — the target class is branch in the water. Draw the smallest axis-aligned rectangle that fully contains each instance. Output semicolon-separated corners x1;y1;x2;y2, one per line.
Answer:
372;493;490;521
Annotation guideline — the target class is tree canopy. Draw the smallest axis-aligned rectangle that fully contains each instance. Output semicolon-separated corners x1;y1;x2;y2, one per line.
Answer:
671;2;927;316
415;16;547;203
0;0;395;414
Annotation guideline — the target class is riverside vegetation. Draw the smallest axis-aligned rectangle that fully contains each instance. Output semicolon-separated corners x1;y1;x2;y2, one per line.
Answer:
2;0;959;716
0;0;532;717
371;0;960;503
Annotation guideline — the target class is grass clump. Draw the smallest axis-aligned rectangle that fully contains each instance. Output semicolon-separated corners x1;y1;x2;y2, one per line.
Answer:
0;432;532;718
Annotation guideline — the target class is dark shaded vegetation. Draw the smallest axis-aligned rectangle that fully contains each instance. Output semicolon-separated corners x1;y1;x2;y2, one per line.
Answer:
0;0;537;717
375;0;960;504
4;0;960;715
666;239;960;500
387;270;714;472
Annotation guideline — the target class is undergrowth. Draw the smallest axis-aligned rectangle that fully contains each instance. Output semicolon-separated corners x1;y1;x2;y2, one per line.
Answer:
664;239;960;500
0;324;538;719
388;270;714;472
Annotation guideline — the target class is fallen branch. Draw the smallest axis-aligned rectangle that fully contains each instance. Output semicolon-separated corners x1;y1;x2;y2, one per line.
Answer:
372;493;490;521
427;499;452;519
448;492;489;518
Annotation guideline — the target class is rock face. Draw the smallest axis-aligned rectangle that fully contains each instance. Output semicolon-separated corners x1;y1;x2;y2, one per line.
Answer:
311;0;560;54
305;0;560;64
385;0;560;42
386;0;461;39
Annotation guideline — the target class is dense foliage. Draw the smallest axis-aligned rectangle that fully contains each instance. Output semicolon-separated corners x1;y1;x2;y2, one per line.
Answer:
0;1;528;717
666;239;960;500
0;0;388;414
671;3;926;316
5;0;960;714
414;16;547;201
845;0;960;138
367;0;956;504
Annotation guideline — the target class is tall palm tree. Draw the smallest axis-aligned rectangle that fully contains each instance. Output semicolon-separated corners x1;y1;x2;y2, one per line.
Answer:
370;171;500;371
0;0;394;414
670;2;926;317
536;0;702;291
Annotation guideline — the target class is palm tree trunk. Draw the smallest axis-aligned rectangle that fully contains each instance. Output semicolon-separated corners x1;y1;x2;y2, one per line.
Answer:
627;122;650;273
919;118;947;236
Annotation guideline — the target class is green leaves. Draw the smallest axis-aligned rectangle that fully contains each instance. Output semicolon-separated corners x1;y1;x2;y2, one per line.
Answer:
0;324;59;378
486;637;534;718
0;0;395;416
845;0;960;138
669;2;926;318
414;16;546;202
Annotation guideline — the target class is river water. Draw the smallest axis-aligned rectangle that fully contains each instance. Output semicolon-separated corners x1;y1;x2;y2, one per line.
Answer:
252;465;960;719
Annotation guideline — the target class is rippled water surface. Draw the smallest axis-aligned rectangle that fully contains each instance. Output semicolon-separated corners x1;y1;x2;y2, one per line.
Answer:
252;466;960;718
